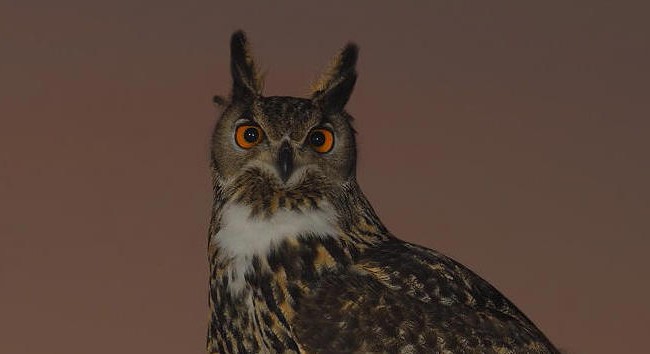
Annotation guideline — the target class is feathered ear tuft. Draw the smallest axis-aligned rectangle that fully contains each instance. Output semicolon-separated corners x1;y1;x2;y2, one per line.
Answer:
311;43;358;114
230;30;263;100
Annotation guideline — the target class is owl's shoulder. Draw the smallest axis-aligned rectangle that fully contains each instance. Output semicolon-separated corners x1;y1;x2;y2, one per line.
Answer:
356;240;509;308
292;239;558;353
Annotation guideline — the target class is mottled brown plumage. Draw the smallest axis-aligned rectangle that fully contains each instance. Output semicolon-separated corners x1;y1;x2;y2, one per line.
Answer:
207;30;559;353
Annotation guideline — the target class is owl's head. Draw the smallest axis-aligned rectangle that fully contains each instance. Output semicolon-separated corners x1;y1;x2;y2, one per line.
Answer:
211;31;359;204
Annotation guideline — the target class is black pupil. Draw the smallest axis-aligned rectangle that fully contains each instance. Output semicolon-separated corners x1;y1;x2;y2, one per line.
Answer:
310;131;326;146
243;127;259;143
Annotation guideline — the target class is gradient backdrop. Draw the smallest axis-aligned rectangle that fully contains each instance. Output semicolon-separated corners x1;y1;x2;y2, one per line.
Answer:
2;2;649;353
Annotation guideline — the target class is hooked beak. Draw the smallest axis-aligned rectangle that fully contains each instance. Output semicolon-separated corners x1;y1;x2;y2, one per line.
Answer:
277;141;293;183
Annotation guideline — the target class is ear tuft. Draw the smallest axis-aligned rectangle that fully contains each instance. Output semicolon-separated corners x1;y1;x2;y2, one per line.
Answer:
311;43;358;113
230;30;263;100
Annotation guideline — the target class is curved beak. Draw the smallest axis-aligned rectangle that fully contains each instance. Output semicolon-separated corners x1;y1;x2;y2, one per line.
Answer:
277;141;293;183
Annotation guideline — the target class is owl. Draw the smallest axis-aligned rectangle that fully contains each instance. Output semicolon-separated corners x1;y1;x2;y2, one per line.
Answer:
207;30;559;354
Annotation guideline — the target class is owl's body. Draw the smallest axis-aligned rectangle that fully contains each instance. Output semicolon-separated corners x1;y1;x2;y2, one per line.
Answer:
207;31;559;353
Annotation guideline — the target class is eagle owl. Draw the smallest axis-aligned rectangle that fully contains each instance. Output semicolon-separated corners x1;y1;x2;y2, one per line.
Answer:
207;31;559;354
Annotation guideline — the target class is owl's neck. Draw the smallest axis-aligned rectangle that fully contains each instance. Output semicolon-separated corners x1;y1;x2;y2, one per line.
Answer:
212;200;341;292
207;180;389;352
208;180;389;294
208;178;389;256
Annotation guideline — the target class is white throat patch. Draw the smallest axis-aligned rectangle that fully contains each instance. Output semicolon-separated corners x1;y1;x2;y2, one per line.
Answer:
212;202;339;294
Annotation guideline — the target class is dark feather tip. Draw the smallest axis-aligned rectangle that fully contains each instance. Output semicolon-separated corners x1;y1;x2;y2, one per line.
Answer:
230;30;248;54
230;31;249;67
339;43;359;73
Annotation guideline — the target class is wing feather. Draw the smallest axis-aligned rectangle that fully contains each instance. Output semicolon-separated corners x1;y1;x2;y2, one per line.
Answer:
293;240;558;353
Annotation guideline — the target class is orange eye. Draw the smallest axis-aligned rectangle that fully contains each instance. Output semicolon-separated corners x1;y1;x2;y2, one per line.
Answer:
235;125;263;149
309;128;334;153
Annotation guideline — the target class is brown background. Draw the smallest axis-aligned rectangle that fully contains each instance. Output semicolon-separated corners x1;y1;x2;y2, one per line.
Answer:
1;1;649;353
